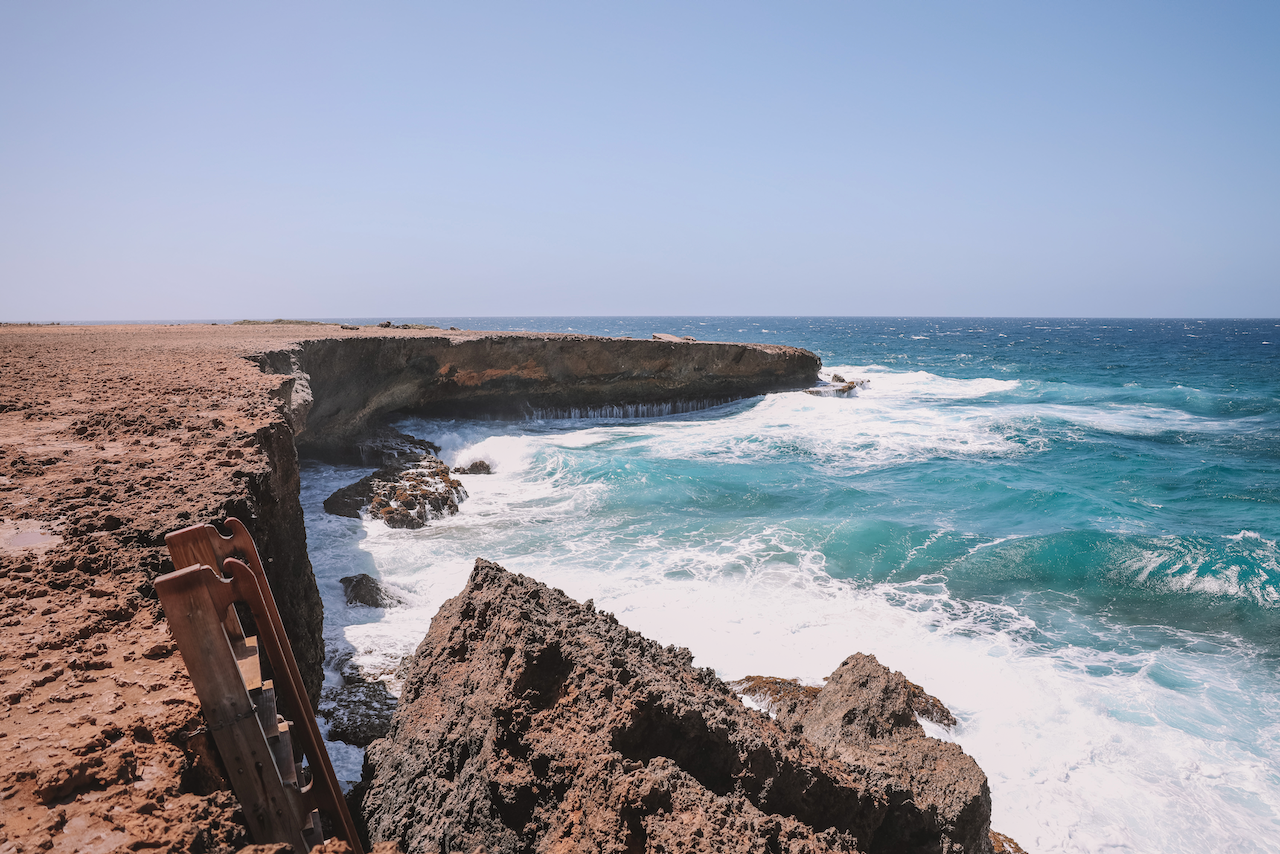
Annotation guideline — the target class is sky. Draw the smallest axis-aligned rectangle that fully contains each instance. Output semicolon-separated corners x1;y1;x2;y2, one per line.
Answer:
1;2;1278;321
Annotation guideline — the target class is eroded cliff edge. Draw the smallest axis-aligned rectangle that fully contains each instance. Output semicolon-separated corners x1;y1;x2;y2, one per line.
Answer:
256;330;820;460
0;324;324;853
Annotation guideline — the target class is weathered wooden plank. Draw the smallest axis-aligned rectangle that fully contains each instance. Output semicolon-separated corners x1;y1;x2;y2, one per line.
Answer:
232;636;262;692
169;518;364;854
155;564;310;852
270;720;298;786
165;523;247;641
253;680;280;738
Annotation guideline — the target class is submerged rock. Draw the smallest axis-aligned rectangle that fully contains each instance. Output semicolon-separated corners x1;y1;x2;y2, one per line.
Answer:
340;573;404;609
805;377;869;398
323;455;466;529
359;559;998;854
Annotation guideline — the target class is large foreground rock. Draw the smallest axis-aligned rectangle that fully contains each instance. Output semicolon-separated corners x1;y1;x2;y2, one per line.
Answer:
360;560;995;854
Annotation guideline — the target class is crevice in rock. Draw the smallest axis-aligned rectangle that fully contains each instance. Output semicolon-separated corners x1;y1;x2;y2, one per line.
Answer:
611;698;737;797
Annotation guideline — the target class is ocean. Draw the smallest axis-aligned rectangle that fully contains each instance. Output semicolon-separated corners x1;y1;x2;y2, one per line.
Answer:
301;317;1280;854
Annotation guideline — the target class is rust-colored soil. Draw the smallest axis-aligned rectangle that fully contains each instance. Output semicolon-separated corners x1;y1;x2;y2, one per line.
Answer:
0;322;403;853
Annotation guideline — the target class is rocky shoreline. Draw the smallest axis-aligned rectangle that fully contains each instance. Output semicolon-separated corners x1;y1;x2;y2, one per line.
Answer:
0;322;1023;853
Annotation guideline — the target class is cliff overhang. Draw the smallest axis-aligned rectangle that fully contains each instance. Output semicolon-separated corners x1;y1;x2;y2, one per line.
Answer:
253;331;821;460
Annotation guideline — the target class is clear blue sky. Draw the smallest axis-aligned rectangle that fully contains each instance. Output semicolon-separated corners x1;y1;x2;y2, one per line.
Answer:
2;2;1277;320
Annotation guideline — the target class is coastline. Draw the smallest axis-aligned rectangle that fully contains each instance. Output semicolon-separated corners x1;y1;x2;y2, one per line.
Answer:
0;322;820;852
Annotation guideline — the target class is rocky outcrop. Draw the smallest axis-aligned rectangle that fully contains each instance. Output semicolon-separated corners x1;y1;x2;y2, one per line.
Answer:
805;377;869;398
352;426;442;467
359;559;995;854
323;456;466;529
254;332;820;460
776;655;989;854
321;680;398;748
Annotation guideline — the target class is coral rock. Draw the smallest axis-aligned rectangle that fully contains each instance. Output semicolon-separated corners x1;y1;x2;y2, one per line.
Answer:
324;456;466;528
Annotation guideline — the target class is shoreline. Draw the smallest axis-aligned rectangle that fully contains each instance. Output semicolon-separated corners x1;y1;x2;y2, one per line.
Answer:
0;322;819;852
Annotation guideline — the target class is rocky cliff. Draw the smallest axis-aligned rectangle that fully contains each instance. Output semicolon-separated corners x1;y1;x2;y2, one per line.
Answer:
254;332;820;460
359;560;996;854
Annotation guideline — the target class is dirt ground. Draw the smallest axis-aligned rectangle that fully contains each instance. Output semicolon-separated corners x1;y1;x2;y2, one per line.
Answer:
0;322;399;854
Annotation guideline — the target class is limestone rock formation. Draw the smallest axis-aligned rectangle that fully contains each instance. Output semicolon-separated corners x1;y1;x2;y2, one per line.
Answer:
253;332;821;459
323;456;466;529
359;559;996;854
0;323;328;852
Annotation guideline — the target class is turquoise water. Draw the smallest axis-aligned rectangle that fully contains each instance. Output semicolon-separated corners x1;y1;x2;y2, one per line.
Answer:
304;317;1280;854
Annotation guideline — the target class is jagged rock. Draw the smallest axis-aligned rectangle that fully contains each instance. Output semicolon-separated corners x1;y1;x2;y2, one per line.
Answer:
322;681;398;747
453;460;492;475
780;654;989;854
777;653;957;738
340;574;403;608
359;559;997;854
323;456;466;529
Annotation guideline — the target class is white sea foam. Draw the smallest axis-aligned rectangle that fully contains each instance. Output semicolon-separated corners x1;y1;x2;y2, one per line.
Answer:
592;386;1029;473
309;507;1280;850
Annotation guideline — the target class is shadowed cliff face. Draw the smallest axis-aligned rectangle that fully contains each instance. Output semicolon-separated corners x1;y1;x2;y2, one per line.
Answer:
256;333;821;460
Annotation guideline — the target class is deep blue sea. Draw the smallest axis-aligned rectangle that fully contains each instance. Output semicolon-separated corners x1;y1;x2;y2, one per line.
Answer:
302;317;1280;854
